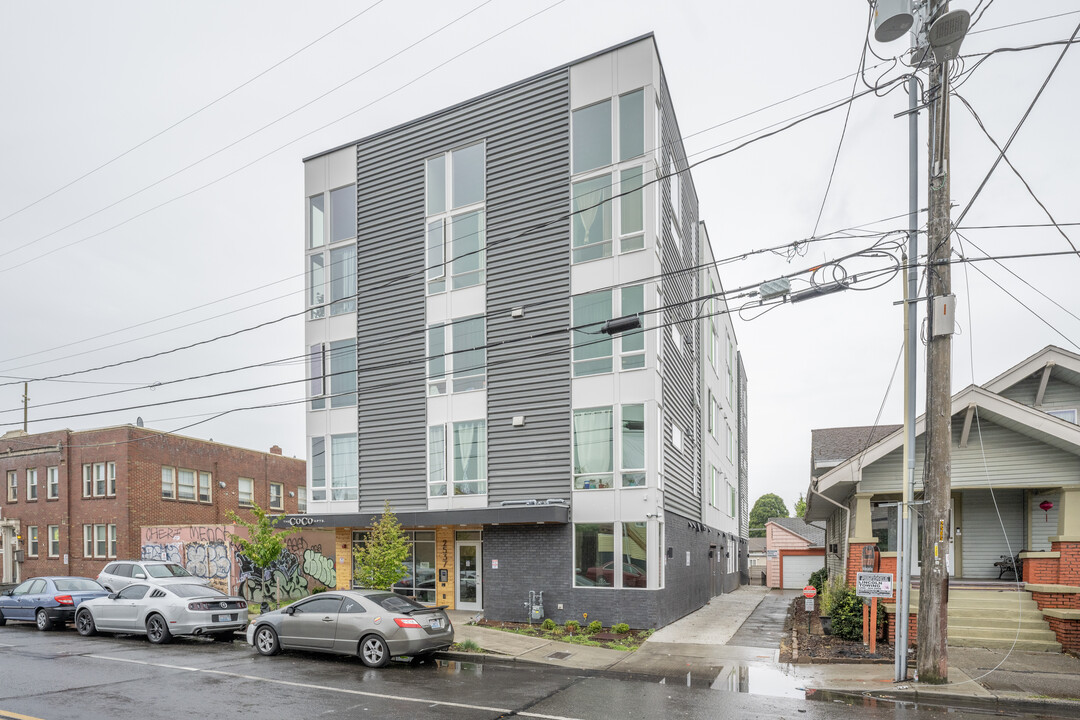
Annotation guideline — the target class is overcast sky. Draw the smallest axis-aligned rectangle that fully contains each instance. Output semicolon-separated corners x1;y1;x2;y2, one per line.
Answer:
1;1;1078;516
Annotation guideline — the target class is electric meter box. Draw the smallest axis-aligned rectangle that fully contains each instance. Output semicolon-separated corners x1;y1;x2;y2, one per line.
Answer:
932;294;956;337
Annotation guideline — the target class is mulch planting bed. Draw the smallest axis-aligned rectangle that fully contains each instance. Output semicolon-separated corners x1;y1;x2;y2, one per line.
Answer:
779;597;894;664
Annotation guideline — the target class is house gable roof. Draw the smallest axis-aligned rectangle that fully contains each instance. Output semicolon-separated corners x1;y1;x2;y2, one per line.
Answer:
983;345;1080;396
812;425;902;476
767;517;826;546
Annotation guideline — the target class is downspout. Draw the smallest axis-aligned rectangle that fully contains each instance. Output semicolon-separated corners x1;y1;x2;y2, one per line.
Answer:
809;486;850;579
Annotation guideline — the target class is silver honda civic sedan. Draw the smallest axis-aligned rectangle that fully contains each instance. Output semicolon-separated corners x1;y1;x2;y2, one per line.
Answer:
245;589;453;667
75;582;247;643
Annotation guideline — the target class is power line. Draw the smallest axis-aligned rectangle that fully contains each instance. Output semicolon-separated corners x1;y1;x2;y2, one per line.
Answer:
967;9;1080;37
0;0;388;228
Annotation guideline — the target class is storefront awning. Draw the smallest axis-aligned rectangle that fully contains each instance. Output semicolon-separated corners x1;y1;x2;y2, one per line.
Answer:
274;503;570;530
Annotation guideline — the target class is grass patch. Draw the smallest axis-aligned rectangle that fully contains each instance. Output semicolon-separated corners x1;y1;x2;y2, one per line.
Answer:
455;638;484;653
472;620;653;652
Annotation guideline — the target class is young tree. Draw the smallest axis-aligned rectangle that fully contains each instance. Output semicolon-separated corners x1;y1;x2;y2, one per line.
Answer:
749;493;790;537
228;502;298;613
794;494;808;519
353;500;411;591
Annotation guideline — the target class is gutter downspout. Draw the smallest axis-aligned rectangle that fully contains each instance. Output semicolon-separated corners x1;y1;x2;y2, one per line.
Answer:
809;486;850;580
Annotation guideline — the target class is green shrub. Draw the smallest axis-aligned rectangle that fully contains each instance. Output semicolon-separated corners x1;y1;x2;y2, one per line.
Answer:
828;583;887;641
310;586;327;594
612;622;630;634
457;638;482;652
540;618;557;631
807;568;828;597
820;574;845;617
586;620;603;634
564;620;580;633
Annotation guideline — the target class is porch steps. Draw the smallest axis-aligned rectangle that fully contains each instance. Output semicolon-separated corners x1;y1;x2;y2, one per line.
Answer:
895;588;1062;653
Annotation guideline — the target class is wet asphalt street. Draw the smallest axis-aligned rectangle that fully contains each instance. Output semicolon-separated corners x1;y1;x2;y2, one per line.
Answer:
0;624;1069;720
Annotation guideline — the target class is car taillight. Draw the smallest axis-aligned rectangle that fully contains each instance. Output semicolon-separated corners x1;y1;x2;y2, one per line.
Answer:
394;617;423;628
188;602;211;611
54;595;74;606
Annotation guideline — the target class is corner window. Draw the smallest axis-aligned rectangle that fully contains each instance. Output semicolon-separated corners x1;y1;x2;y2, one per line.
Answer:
269;482;284;511
573;407;613;489
330;434;358;501
426;144;486;293
26;469;37;501
620;285;645;369
308;253;326;319
47;466;59;499
428;316;486;395
48;526;60;557
198;471;212;503
329;244;357;315
329;340;357;407
309;344;325;410
238;477;254;507
308;184;356;320
619;89;645;161
572;100;612;173
571;285;648;377
28;526;38;556
308;194;325;249
619;166;645;252
161;467;176;499
621;404;646;487
311;437;326;502
572;175;612;262
574;523;613;587
329;185;356;244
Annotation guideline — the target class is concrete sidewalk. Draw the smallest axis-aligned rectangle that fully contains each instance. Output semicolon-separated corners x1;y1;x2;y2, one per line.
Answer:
445;587;1080;714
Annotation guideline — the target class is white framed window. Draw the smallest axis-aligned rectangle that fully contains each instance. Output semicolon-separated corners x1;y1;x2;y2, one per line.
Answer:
48;525;60;557
95;524;108;558
428;421;487;496
198;471;212;503
161;467;175;499
426;143;486;293
428;425;447;497
27;526;38;556
309;344;325;410
708;323;718;369
428;315;486;395
1048;408;1077;424
571;88;645;175
297;486;307;513
310;437;326;502
330;434;359;501
93;462;106;497
572;286;646;376
109;524;117;558
308;184;357;319
573;405;646;490
269;482;284;510
238;477;254;507
26;468;38;501
178;469;196;501
621;404;646;487
107;461;116;496
309;341;357;409
82;464;92;498
47;466;59;499
83;526;93;558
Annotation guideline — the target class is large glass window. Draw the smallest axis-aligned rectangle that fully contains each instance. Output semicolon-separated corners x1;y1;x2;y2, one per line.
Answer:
331;434;358;501
621;404;645;487
574;523;614;587
26;469;37;500
572;100;612;173
426;144;486;294
619;166;645;252
47;466;59;499
572;291;612;376
452;420;487;495
428;316;485;394
329;245;356;315
871;504;898;553
426;155;446;215
309;344;325;410
309;253;325;319
390;531;437;604
573;407;613;490
572;175;612;263
329;340;357;407
308;194;325;249
161;467;175;499
621;285;645;369
238;477;254;507
619;89;645;161
428;426;446;497
452;144;485;208
177;469;196;501
329;185;356;243
622;522;648;588
451;210;485;289
311;437;326;502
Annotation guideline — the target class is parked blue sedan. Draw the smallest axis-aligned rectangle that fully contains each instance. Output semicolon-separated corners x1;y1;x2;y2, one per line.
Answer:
0;577;109;630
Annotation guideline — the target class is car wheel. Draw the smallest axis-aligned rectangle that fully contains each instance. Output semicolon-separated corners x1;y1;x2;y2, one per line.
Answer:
36;609;54;631
359;634;390;668
254;625;280;656
76;610;98;636
146;614;172;644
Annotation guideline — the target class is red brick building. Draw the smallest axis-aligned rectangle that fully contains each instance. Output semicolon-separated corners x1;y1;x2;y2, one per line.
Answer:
1;425;305;583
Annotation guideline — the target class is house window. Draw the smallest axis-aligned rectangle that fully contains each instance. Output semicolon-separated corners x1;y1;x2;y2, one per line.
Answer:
48;526;60;557
426;143;486;293
297;486;307;513
238;477;254;507
178;469;196;501
93;462;106;497
453;420;487;495
574;407;612;490
329;340;357;407
428;316;486;395
572;100;612;174
107;462;116;496
26;469;38;501
26;526;38;556
82;464;92;497
161;467;175;499
95;524;108;558
6;470;16;502
47;466;59;499
109;524;117;558
1049;408;1078;424
269;483;284;510
621;404;646;487
311;437;326;502
198;471;212;503
83;526;93;558
330;434;358;501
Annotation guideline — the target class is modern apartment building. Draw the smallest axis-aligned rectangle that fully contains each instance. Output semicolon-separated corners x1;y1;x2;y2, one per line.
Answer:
299;34;748;627
0;426;305;584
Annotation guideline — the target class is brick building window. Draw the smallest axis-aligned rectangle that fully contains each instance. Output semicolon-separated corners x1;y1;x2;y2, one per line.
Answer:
94;463;106;496
83;524;114;559
83;465;92;497
28;526;38;556
107;462;117;496
109;524;117;557
297;486;307;513
7;470;16;502
83;526;93;558
161;467;176;499
198;472;212;503
177;469;196;501
238;478;254;507
27;468;38;500
48;526;60;557
83;463;108;497
269;482;284;510
47;466;59;499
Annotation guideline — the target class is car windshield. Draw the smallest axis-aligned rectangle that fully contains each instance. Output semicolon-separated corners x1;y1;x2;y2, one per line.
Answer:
168;584;226;598
54;578;104;592
368;593;427;613
145;563;192;578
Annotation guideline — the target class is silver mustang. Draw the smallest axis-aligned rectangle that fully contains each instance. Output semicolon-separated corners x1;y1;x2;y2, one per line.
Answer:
246;589;453;667
75;582;247;643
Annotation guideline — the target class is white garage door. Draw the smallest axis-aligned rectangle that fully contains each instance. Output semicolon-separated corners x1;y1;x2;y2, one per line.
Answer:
782;554;824;589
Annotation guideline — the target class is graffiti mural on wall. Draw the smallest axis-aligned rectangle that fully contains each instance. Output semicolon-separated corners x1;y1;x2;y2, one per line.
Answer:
139;525;335;599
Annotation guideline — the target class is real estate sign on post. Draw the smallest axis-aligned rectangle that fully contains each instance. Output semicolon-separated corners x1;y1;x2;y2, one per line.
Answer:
855;572;893;598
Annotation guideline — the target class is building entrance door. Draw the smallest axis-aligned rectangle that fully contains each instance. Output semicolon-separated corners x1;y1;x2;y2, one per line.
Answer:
455;541;482;611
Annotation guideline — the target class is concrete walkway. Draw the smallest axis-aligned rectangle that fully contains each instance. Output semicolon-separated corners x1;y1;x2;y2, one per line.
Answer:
445;587;1080;713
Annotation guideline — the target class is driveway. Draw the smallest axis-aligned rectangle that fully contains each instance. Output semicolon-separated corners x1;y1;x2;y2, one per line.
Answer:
727;589;799;649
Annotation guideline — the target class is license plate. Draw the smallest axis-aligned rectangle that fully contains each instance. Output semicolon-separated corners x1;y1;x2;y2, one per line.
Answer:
428;618;441;629
213;614;236;622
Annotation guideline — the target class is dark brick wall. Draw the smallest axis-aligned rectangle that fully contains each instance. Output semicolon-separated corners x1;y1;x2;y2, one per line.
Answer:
480;510;742;629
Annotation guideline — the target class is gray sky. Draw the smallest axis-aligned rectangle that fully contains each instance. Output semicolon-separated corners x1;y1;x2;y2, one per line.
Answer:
2;1;1078;516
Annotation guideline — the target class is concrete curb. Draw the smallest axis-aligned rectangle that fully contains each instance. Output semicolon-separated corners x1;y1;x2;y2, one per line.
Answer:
810;687;1080;717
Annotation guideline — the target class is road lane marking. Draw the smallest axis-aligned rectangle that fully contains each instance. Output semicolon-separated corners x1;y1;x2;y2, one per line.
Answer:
0;709;49;720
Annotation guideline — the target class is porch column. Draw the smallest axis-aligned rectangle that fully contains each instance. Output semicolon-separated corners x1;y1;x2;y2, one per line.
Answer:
846;493;879;585
1051;488;1080;587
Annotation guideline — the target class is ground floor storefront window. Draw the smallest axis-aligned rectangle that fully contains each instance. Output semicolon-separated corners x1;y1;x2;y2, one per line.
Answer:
352;530;436;604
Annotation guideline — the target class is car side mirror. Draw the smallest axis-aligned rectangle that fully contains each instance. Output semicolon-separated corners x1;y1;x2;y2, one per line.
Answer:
284;606;295;615
108;593;119;600
134;573;146;579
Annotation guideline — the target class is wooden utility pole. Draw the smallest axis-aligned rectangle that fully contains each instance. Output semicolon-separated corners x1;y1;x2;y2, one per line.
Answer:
918;0;952;684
